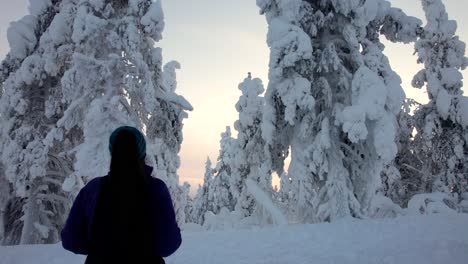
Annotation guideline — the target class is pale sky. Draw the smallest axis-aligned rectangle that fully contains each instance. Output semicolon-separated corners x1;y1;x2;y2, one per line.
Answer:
0;0;467;192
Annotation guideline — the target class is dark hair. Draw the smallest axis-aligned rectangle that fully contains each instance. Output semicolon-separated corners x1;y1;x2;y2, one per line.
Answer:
109;129;146;183
90;129;152;256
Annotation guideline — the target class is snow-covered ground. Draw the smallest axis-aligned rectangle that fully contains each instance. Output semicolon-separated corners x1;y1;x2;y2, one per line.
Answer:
1;214;467;264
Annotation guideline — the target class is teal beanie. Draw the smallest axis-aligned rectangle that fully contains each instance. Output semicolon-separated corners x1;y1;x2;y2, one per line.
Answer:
109;126;146;160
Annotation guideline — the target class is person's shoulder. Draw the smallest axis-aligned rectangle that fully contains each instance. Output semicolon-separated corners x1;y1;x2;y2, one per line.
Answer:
147;177;175;207
80;176;107;194
148;177;168;188
148;177;171;194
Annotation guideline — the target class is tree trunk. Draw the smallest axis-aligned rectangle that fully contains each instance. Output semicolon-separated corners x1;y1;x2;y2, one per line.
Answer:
20;187;41;245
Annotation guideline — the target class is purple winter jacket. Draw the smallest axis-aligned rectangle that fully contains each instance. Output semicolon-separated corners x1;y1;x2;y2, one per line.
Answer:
61;165;182;258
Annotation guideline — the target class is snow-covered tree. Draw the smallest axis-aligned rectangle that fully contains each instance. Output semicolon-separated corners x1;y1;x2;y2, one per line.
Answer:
257;0;420;222
1;0;192;243
194;74;278;226
171;181;191;225
378;4;423;44
411;0;468;196
192;157;215;224
53;0;192;224
257;0;315;222
382;99;424;207
182;182;195;224
1;197;25;246
0;163;8;242
0;0;75;244
146;61;193;224
210;127;238;214
231;74;273;223
57;0;160;180
364;2;422;211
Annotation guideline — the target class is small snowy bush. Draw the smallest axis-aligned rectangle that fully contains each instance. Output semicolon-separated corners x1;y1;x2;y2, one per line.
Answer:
407;193;458;215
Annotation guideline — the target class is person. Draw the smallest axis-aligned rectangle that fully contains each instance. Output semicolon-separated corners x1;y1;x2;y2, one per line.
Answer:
61;126;182;264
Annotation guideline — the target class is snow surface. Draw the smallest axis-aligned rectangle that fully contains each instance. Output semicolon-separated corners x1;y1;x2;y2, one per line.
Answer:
1;215;467;264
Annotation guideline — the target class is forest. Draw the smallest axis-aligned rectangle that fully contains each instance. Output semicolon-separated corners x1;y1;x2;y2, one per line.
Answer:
0;0;467;251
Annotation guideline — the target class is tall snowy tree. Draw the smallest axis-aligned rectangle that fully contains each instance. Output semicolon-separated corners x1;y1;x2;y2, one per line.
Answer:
181;182;194;224
1;0;192;243
54;0;192;224
382;99;424;207
411;0;468;195
194;74;278;226
257;0;421;222
276;171;294;217
57;0;160;180
192;157;215;224
257;0;315;222
210;127;238;214
231;74;273;223
364;2;423;211
0;0;75;244
146;61;193;224
0;163;8;242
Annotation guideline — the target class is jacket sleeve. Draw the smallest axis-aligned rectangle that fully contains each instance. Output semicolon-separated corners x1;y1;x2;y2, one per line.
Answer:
155;181;182;257
61;188;89;255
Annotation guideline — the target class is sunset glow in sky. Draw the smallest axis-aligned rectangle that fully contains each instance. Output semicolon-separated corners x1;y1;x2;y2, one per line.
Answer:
1;0;467;193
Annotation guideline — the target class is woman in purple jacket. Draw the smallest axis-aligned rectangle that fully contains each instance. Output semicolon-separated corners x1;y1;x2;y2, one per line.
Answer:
61;126;182;264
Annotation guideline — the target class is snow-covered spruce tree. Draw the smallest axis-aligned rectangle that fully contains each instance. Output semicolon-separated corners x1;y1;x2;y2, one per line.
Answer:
231;73;274;224
56;0;156;181
1;0;192;243
0;0;76;244
53;0;192;225
256;0;315;223
410;0;468;196
210;127;238;215
378;4;423;44
181;182;194;224
1;198;25;245
276;171;294;217
257;0;419;222
169;181;191;225
146;60;193;224
192;157;215;224
362;3;423;214
381;99;424;207
0;164;8;242
0;161;25;246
